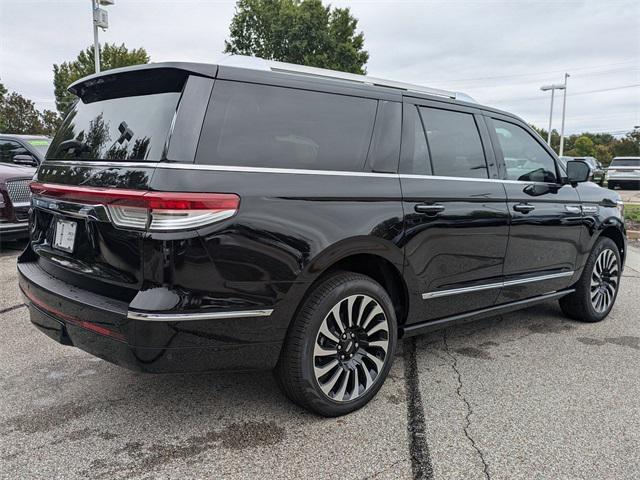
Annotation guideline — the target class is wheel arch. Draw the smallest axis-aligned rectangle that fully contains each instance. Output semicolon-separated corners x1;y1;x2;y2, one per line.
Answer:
278;236;410;329
598;224;626;264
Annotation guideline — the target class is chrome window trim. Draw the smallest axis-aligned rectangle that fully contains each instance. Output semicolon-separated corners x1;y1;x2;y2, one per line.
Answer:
41;161;559;186
422;271;574;299
127;309;274;322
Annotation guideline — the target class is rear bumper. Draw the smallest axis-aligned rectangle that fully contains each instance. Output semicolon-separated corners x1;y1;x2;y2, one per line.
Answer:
0;221;29;241
17;261;284;373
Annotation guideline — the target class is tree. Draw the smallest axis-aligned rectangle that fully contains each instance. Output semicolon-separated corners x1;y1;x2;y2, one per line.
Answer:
53;43;150;117
39;109;62;136
0;80;7;131
613;127;640;157
0;92;42;134
595;144;612;166
574;136;595;157
0;89;62;136
224;0;368;74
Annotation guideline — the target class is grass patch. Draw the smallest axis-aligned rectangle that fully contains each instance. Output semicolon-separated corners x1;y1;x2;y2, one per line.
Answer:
625;204;640;223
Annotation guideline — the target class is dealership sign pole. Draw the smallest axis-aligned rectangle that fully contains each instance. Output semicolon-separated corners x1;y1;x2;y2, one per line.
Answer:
91;0;114;73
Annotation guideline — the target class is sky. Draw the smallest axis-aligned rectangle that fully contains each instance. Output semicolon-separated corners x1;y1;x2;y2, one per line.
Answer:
1;0;639;136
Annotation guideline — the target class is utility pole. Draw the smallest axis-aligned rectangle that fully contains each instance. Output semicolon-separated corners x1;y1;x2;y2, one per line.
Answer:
540;82;566;149
91;0;114;74
559;73;570;156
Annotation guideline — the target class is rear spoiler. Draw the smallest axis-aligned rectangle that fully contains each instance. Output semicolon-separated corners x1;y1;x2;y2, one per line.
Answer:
68;62;219;99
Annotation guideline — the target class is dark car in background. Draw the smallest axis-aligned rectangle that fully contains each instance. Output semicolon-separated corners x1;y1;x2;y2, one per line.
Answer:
17;58;627;416
559;156;605;186
0;134;51;167
607;157;640;190
0;162;36;242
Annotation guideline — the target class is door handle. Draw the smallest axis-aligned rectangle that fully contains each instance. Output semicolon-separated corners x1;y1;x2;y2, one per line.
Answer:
415;203;445;215
513;203;535;213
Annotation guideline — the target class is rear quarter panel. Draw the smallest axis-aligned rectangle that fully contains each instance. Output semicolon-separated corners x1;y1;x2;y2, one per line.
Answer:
148;166;406;342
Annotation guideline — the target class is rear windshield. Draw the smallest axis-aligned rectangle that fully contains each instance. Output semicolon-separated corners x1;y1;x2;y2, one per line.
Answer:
47;93;180;162
196;80;377;171
610;158;640;167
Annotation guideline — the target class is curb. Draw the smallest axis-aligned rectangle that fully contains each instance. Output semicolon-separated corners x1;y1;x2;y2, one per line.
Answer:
626;244;640;274
628;230;640;240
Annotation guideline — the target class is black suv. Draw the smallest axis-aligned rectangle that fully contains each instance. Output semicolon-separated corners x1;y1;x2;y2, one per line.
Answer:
18;58;626;416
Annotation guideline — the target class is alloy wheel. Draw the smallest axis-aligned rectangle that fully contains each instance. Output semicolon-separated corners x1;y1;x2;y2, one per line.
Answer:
313;294;389;402
590;248;619;313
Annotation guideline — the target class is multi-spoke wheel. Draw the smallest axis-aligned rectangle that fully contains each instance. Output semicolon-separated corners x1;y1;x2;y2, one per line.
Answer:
313;294;389;402
560;237;621;322
275;271;397;416
590;248;619;313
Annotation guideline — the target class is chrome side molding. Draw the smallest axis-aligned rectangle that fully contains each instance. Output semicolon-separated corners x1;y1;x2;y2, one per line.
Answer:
41;161;563;187
127;309;274;322
422;271;575;300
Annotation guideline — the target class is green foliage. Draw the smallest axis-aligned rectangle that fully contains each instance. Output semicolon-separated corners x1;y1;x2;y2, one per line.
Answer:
574;136;595;156
53;43;150;117
0;81;6;100
625;204;640;224
224;0;368;74
0;90;62;136
531;125;639;166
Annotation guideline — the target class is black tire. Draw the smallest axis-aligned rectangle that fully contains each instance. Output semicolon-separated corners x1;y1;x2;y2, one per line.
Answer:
559;237;621;322
608;181;617;190
275;271;397;416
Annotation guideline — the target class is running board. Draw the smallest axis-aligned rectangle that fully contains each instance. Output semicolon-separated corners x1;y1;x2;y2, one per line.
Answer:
400;289;575;338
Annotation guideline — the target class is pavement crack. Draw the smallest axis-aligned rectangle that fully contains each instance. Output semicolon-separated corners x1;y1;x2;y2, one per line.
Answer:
0;303;25;315
361;458;406;480
443;330;491;480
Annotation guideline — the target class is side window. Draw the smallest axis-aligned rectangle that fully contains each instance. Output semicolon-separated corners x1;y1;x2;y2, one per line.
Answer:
419;107;488;179
0;140;25;164
491;119;558;183
196;81;378;171
401;106;430;175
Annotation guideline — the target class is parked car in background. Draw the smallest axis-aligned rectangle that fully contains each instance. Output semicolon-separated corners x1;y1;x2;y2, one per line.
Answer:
18;59;626;416
559;156;605;186
607;157;640;190
0;162;36;242
0;134;51;167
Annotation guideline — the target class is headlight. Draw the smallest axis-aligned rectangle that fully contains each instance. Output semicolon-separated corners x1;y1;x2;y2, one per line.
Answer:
616;199;624;218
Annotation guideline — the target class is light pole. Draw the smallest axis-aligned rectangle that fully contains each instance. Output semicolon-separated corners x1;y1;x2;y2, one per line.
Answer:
558;73;570;156
540;83;566;148
91;0;114;73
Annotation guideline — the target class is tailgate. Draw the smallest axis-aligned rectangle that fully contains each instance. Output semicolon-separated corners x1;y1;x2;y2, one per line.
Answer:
30;163;157;290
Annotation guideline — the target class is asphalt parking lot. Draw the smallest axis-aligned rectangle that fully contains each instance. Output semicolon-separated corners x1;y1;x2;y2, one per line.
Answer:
1;239;639;480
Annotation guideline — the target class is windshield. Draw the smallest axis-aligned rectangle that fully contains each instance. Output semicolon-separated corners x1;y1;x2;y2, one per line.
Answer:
47;92;180;162
610;158;640;167
27;139;51;157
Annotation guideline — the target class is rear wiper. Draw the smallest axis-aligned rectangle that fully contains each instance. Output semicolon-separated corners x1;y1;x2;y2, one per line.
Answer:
58;139;90;155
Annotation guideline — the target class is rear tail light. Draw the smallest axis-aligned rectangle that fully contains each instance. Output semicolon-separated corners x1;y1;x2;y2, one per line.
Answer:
29;183;240;231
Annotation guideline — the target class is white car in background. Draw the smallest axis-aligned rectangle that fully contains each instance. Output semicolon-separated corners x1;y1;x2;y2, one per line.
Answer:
607;157;640;190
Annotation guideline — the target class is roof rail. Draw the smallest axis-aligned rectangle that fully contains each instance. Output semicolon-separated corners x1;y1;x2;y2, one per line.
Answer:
217;55;476;103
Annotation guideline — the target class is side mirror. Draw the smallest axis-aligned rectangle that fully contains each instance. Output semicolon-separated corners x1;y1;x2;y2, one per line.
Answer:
12;154;38;166
566;160;590;184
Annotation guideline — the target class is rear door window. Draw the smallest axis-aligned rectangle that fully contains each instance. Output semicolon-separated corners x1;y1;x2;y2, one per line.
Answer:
418;107;488;178
196;81;377;171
